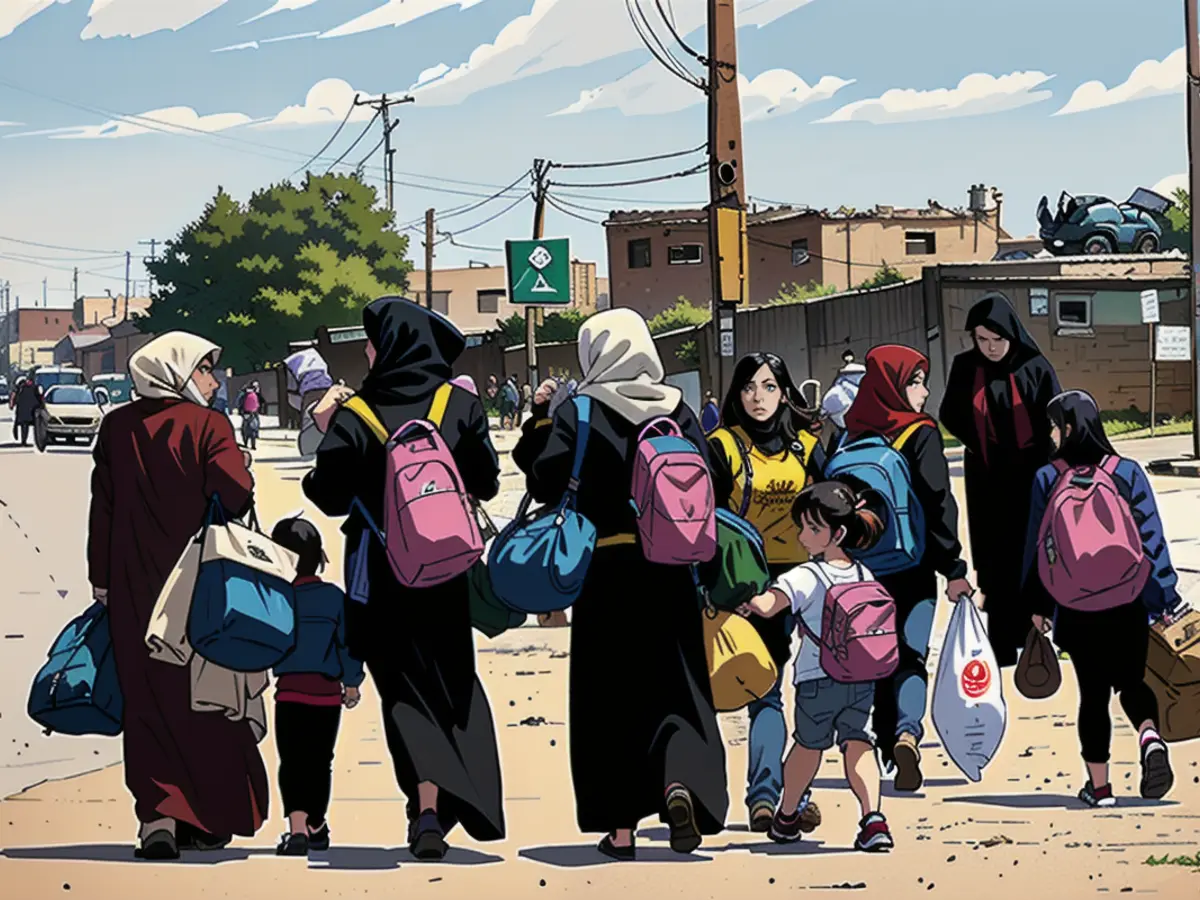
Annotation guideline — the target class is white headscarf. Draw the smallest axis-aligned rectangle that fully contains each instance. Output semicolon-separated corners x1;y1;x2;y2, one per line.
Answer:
129;331;220;407
575;308;681;426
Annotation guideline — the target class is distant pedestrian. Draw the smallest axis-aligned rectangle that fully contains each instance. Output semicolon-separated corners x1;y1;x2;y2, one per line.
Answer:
700;391;720;434
499;376;520;430
237;381;263;450
12;378;42;446
212;370;230;415
269;515;365;857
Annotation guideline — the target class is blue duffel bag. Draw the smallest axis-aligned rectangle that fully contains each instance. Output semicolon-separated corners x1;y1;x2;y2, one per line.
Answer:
488;396;597;614
187;498;299;673
28;602;123;736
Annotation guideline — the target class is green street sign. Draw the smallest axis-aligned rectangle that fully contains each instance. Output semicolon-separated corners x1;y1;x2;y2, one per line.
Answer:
505;237;570;305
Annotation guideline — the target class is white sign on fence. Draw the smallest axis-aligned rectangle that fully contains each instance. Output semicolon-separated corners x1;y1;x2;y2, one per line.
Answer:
719;330;735;358
1140;289;1161;325
1155;325;1191;362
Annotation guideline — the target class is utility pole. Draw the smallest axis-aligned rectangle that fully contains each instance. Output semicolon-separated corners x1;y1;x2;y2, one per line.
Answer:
42;278;47;308
355;93;414;212
424;208;435;310
1187;0;1200;458
707;0;748;396
138;239;160;294
528;160;550;390
124;250;131;316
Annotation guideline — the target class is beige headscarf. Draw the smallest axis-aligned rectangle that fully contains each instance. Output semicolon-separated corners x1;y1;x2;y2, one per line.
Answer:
129;331;220;407
575;308;682;426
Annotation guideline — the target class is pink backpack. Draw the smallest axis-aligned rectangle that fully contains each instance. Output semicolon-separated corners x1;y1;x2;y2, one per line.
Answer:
345;384;483;588
807;563;899;684
630;417;717;565
1037;456;1149;612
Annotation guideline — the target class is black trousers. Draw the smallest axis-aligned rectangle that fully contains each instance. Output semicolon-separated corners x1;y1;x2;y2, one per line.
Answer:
275;702;342;826
13;423;30;445
1072;644;1158;765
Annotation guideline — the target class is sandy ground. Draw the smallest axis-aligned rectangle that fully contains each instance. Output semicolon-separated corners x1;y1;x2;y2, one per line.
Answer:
1;415;1198;899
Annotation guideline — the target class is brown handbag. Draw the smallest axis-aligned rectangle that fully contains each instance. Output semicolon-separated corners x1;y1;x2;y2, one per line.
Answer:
1016;625;1062;700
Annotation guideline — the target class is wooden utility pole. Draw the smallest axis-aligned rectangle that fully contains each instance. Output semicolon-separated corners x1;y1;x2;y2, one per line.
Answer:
424;208;435;309
528;160;550;390
354;94;414;212
138;238;159;294
1187;0;1200;458
707;0;748;396
124;250;131;312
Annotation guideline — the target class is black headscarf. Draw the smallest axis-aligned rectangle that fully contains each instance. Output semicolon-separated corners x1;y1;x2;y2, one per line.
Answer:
359;296;465;406
965;292;1043;373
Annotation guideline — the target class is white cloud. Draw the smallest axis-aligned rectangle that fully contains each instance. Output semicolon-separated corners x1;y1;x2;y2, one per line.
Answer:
322;0;487;38
252;78;376;128
1153;173;1186;197
81;0;231;40
410;0;815;106
213;40;259;52
554;61;851;120
0;1;68;39
0;120;25;127
212;30;319;51
1054;48;1184;116
244;0;320;25
10;105;253;140
816;71;1054;124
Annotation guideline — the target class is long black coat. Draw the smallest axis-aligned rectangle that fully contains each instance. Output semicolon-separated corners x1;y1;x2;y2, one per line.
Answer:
513;396;729;836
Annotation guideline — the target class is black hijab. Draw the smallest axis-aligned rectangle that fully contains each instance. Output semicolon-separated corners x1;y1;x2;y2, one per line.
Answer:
965;292;1043;373
359;296;465;406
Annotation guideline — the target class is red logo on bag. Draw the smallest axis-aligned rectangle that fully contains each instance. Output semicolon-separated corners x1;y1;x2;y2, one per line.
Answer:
961;659;991;699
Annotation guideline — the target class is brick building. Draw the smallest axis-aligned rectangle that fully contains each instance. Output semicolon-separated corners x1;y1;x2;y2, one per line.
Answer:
4;307;75;370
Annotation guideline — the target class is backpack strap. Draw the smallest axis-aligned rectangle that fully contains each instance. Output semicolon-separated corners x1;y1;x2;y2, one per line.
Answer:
1099;455;1121;476
892;420;931;452
729;426;755;519
566;396;592;494
428;383;453;429
343;396;388;444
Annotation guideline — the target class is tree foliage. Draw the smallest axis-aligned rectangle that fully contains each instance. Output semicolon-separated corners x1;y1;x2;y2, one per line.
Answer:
1162;187;1190;252
497;308;590;347
647;297;711;334
141;173;411;371
769;281;838;306
856;263;907;290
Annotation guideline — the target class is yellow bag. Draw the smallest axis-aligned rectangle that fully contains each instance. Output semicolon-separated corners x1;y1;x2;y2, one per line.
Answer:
703;607;778;712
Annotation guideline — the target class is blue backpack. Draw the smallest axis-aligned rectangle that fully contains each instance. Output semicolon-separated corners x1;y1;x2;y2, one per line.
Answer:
488;397;597;614
188;498;298;673
28;602;123;736
823;423;929;576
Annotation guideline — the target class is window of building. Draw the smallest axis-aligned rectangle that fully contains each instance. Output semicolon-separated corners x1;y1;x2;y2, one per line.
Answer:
431;291;450;316
668;244;703;265
1029;286;1049;317
477;289;504;314
905;231;936;255
1055;293;1092;329
628;238;652;269
791;239;810;267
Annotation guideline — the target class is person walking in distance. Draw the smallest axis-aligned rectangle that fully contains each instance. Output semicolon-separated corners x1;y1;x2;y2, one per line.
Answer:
238;380;263;450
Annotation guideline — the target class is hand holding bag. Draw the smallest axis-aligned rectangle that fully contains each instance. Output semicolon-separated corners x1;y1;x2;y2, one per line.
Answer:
702;601;778;712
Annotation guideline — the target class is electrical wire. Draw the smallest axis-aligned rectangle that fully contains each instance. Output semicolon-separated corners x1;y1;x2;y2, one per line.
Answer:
550;162;706;189
653;0;706;67
323;110;380;175
291;96;358;176
545;194;604;225
437;231;504;253
747;234;897;270
0;252;126;281
356;132;386;172
439;193;530;239
434;170;534;222
625;0;704;90
0;234;122;254
550;143;706;170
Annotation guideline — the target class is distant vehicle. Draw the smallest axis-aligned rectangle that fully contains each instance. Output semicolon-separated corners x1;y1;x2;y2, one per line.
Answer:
1037;188;1173;256
34;384;107;451
90;373;132;405
31;365;87;393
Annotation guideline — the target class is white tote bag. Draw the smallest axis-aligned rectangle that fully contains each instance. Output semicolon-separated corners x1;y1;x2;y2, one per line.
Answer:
932;599;1007;782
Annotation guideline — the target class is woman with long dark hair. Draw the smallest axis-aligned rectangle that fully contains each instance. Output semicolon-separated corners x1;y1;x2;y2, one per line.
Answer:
940;293;1061;666
1022;390;1179;807
707;352;825;833
843;345;973;793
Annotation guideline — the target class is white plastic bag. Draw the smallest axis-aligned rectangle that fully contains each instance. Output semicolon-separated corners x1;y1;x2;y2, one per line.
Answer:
932;599;1007;782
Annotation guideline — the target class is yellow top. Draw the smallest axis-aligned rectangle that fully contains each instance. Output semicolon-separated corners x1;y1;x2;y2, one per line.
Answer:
343;382;453;444
710;425;820;565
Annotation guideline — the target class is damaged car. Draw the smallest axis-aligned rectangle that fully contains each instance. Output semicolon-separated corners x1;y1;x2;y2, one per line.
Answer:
1037;187;1173;256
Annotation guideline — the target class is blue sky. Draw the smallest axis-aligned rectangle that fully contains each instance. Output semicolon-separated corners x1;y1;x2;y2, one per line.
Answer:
0;0;1187;306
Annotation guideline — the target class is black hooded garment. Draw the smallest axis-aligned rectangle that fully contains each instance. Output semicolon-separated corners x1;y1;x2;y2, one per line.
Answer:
939;294;1061;667
302;296;506;843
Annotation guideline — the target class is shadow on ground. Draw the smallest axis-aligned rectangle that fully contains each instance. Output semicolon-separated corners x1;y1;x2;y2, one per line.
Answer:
518;844;710;867
945;793;1179;810
0;844;504;869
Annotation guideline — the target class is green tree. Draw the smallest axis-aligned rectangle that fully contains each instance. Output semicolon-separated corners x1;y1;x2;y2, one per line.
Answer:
855;263;906;290
647;297;711;334
142;173;411;371
1162;187;1190;252
769;280;838;306
496;308;590;347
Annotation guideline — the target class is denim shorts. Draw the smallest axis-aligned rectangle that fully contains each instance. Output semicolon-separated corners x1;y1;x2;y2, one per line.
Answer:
793;677;875;751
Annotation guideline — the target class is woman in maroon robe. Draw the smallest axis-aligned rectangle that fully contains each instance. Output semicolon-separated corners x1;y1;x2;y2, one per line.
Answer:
87;331;267;860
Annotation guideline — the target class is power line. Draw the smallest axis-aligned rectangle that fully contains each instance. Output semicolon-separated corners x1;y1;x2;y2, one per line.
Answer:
440;193;530;238
0;233;122;254
653;0;707;67
549;161;707;189
545;194;604;225
437;231;503;253
625;0;703;90
323;110;379;174
434;170;533;223
0;252;126;281
550;143;706;171
292;95;358;175
747;234;891;270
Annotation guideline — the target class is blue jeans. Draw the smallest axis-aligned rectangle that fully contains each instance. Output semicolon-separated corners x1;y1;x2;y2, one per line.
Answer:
893;597;936;743
745;669;786;810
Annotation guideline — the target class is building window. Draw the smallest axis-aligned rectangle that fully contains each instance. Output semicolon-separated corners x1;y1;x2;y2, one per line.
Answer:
1029;286;1049;317
791;239;810;267
431;291;450;316
1055;293;1092;328
628;238;652;269
477;289;504;314
905;231;936;255
668;244;703;265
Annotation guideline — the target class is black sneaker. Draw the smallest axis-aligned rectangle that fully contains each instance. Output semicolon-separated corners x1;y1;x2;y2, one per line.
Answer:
597;834;636;861
1079;781;1117;808
665;787;702;854
768;807;804;844
854;813;894;853
276;832;309;856
1140;738;1174;800
307;822;331;852
134;829;179;861
410;811;448;861
176;822;231;852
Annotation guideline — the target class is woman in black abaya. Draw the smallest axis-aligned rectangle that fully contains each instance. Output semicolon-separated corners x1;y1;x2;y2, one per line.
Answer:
303;297;505;860
939;293;1061;666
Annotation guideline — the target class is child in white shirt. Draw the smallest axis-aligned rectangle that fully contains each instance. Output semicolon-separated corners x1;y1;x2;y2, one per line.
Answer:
740;480;894;853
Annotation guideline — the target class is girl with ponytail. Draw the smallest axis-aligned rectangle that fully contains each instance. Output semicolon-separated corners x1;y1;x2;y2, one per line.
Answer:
738;480;894;854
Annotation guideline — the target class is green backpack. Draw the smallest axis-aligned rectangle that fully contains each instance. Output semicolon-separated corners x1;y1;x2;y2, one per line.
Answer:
693;508;771;612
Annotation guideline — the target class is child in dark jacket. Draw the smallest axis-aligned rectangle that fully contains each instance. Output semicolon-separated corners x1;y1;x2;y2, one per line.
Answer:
271;515;366;856
1022;391;1180;808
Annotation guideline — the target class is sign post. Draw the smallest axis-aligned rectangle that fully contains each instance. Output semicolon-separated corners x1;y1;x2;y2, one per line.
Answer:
1142;289;1160;435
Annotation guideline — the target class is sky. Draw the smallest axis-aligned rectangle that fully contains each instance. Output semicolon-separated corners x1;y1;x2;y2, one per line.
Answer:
0;0;1187;308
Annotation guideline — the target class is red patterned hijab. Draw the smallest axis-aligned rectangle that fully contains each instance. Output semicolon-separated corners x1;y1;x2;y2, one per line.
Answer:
843;344;936;441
